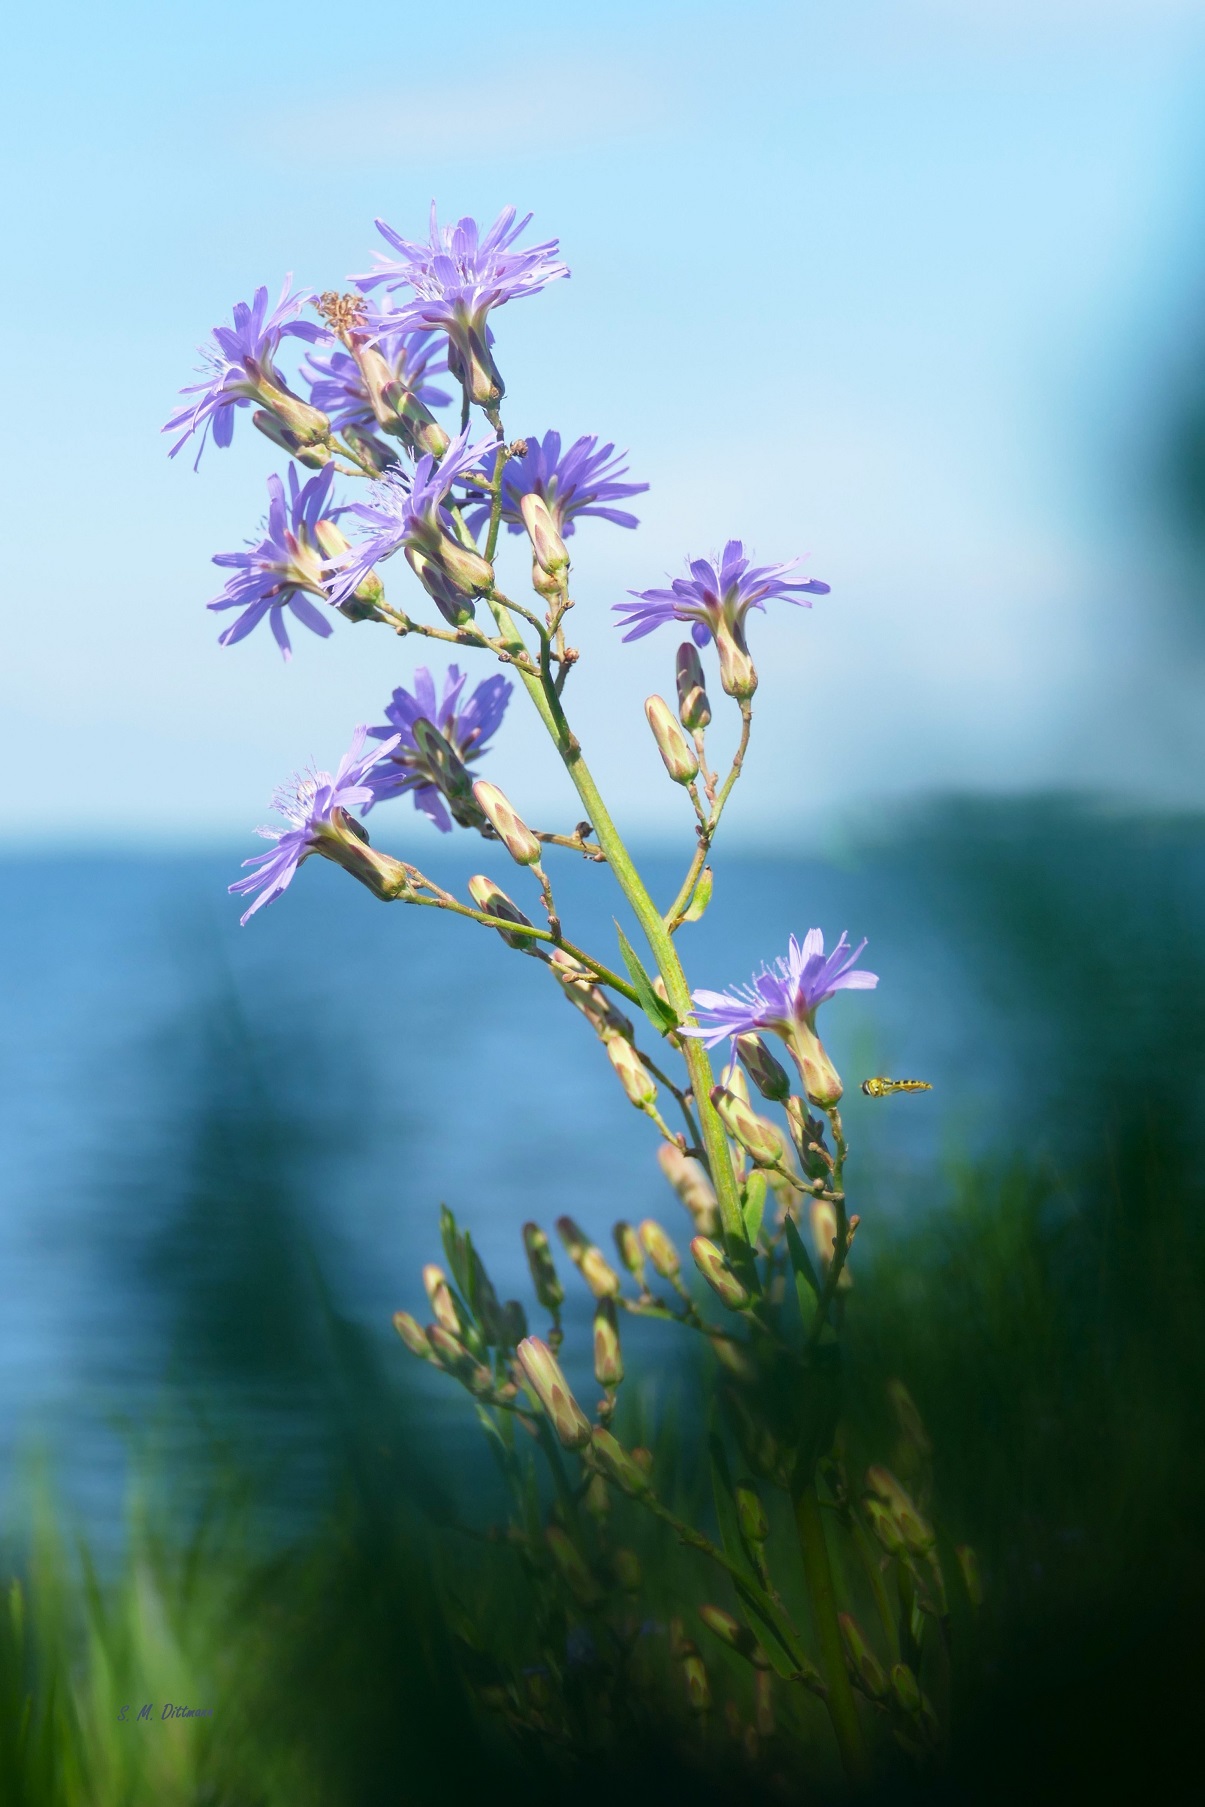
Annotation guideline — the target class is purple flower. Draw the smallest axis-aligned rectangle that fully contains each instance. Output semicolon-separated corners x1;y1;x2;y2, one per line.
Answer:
614;539;830;699
464;432;648;540
326;427;495;619
209;465;341;659
164;279;327;467
354;204;569;405
302;324;450;435
230;726;401;925
364;664;512;831
687;931;878;1050
686;931;876;1108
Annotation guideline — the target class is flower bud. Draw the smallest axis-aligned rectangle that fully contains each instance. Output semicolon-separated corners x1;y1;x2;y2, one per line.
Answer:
713;618;758;700
422;1264;462;1337
544;1525;602;1605
698;1606;759;1663
736;1485;769;1546
392;1310;435;1361
314;519;388;621
583;1471;611;1519
314;811;411;901
657;1144;720;1236
550;950;635;1041
889;1662;923;1718
519;492;569;576
612;1220;646;1286
469;873;535;951
630;1446;654;1477
809;1200;851;1290
644;695;699;785
783;1019;844;1109
516;1337;592;1450
522;1222;564;1314
472;780;541;867
555;1216;621;1298
592;1298;624;1389
341;424;400;476
613;1548;641;1593
682;1651;711;1714
675;642;711;731
251;383;331;454
252;409;332;470
711;1086;787;1170
590;1427;652;1498
719;1059;752;1105
865;1467;934;1556
839;1613;888;1700
712;1336;758;1383
427;1323;490;1391
864;1497;908;1557
736;1034;791;1104
638;1217;680;1280
606;1035;657;1108
404;546;478;626
887;1378;933;1457
690;1236;751;1311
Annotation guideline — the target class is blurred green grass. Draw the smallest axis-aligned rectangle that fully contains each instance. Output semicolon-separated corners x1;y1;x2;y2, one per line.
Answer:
0;798;1201;1804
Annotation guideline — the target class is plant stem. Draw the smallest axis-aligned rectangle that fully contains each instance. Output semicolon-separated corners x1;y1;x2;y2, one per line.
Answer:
481;590;746;1240
793;1480;871;1788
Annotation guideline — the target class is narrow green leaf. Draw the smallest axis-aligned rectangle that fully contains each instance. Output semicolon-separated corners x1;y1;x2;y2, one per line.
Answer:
709;1432;756;1579
741;1172;767;1246
784;1213;821;1330
614;922;678;1034
710;1434;816;1677
439;1203;472;1297
683;864;714;923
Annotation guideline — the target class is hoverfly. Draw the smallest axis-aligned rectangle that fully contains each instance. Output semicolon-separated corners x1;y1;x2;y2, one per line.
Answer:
860;1077;933;1098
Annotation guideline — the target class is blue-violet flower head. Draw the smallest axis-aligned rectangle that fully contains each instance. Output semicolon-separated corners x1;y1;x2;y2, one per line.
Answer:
465;431;648;540
614;538;830;698
354;204;568;405
209;464;340;660
685;930;877;1108
365;664;512;832
164;278;326;467
230;726;401;925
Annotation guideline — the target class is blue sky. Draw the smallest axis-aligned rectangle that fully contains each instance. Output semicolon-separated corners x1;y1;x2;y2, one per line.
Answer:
4;0;1205;847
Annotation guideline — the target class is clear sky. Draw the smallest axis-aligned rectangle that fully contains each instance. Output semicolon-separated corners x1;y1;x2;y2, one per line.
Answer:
4;0;1205;849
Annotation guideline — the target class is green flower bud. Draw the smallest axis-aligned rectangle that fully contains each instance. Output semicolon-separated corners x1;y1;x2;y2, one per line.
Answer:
864;1497;908;1557
865;1467;934;1555
713;617;757;700
413;718;475;807
783;1018;844;1108
735;1033;792;1104
315;811;410;901
839;1612;888;1700
644;694;699;785
889;1661;922;1717
690;1236;751;1310
472;780;541;866
550;950;635;1041
657;1144;720;1236
468;873;535;951
886;1378;933;1457
712;1337;758;1383
521;1222;564;1313
250;381;331;454
592;1297;624;1389
426;1323;492;1392
392;1310;435;1361
252;409;331;470
698;1605;759;1663
736;1485;769;1546
606;1035;657;1108
516;1337;592;1450
955;1543;983;1610
519;492;569;576
543;1525;601;1605
555;1216;621;1298
612;1220;646;1286
638;1217;680;1280
809;1199;852;1291
682;1652;711;1714
710;1085;787;1170
422;1264;462;1337
675;642;711;731
613;1548;642;1594
590;1427;652;1498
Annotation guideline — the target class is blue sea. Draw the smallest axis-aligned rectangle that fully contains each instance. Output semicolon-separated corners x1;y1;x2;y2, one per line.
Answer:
2;798;1202;1535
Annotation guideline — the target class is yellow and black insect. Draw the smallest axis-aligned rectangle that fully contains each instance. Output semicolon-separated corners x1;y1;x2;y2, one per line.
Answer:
860;1077;933;1098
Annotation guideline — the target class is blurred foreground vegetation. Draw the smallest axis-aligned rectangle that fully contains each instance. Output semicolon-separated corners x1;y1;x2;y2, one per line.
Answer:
0;798;1201;1804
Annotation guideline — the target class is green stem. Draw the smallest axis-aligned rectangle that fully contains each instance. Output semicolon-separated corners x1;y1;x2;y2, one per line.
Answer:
793;1480;871;1787
482;591;746;1240
665;703;752;929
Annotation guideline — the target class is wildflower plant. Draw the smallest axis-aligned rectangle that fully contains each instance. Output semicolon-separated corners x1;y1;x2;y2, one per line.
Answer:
170;203;977;1794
